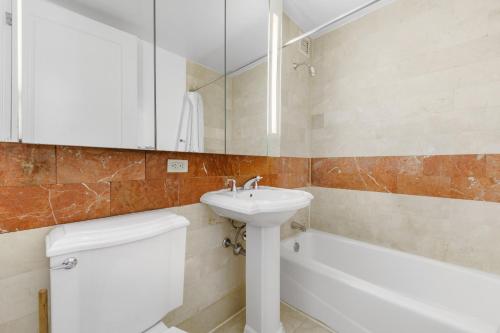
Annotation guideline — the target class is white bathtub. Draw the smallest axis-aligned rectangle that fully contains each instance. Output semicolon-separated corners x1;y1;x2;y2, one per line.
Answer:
280;230;500;333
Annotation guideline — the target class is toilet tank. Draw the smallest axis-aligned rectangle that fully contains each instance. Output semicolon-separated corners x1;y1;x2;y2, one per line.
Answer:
46;209;190;333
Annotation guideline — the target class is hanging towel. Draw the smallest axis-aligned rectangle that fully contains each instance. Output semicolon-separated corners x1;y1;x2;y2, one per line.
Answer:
176;92;204;152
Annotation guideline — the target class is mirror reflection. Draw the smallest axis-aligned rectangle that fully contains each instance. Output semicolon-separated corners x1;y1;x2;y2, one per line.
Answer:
156;0;270;156
225;0;269;156
18;0;155;149
155;0;226;153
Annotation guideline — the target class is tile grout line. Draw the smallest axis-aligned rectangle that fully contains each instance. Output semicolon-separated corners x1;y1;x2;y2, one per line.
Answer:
208;307;246;333
281;302;336;333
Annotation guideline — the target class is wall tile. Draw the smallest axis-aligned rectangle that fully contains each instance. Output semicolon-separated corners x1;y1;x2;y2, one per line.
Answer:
0;143;309;233
238;156;269;176
422;155;486;177
179;177;228;206
110;179;178;215
146;152;239;180
312;154;500;204
0;186;54;233
310;187;500;275
486;155;500;178
57;146;145;183
0;143;56;186
397;175;451;198
49;183;110;223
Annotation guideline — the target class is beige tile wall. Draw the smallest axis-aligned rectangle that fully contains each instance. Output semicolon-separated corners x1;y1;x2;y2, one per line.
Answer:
0;227;50;333
310;0;500;157
280;16;311;158
227;15;313;158
0;204;245;333
226;63;268;156
307;0;500;275
187;62;226;154
310;187;500;275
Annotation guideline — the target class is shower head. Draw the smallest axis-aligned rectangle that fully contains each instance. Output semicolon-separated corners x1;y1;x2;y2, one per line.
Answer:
292;62;316;77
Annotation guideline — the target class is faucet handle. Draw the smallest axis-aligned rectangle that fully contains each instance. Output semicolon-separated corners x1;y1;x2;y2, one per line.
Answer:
226;179;237;192
254;176;263;189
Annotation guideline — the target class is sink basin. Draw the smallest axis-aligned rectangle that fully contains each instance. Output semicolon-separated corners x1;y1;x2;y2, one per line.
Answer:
201;186;313;227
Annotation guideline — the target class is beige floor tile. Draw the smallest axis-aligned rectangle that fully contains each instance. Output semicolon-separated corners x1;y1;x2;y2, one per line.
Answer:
292;318;334;333
213;303;335;333
213;311;245;333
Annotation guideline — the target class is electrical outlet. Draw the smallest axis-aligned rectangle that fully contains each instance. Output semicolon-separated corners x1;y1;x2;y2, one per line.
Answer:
167;159;188;173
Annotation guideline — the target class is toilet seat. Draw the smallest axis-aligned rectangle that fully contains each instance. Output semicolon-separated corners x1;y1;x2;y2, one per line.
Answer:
145;322;187;333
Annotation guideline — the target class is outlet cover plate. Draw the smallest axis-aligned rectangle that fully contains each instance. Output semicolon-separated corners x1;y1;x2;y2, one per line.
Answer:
167;159;188;173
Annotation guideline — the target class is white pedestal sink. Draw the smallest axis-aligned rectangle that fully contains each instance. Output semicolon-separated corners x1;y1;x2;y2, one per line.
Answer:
201;186;313;333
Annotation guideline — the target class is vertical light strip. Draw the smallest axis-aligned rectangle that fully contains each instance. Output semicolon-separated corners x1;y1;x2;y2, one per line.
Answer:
269;13;279;134
16;0;22;141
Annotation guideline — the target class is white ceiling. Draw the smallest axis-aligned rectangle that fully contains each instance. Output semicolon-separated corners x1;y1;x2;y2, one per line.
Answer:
285;0;372;35
47;0;388;74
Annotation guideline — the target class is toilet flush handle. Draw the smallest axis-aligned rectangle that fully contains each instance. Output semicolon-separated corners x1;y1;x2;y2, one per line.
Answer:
50;257;78;270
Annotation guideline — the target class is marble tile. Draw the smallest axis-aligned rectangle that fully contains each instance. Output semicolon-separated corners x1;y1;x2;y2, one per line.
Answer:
110;179;178;215
57;146;145;183
309;186;500;275
213;303;336;333
422;155;486;177
0;186;54;233
49;183;110;223
0;227;50;280
145;152;239;180
0;143;56;186
175;286;245;333
310;0;500;157
179;177;228;206
312;155;500;204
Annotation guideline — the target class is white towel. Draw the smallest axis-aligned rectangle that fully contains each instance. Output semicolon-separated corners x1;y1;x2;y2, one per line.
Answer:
176;92;204;152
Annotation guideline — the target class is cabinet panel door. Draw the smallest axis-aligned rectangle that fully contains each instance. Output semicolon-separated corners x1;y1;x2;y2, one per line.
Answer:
21;0;139;148
0;0;12;141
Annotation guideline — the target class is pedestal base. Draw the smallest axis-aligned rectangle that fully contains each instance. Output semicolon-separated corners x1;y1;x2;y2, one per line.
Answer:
245;225;283;333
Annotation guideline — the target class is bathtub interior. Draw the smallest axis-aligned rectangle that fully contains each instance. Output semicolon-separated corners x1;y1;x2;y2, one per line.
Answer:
281;230;500;328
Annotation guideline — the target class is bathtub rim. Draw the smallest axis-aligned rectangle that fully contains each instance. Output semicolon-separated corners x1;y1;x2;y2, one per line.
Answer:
281;228;500;282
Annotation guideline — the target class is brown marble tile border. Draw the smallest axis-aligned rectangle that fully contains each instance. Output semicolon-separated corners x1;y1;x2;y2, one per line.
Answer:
0;143;310;233
312;155;500;203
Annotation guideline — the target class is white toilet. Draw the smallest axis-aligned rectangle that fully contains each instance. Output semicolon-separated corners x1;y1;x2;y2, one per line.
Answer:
46;209;190;333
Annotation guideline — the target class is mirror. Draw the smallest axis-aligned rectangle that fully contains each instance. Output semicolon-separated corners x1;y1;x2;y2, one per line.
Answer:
155;0;226;153
4;0;280;156
15;0;155;149
225;0;270;156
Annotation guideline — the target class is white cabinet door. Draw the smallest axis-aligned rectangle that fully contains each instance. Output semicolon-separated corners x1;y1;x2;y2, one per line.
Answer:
155;46;187;151
21;0;139;148
0;0;12;141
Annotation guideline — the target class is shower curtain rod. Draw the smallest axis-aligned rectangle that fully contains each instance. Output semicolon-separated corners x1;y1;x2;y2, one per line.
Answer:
283;0;383;47
190;0;383;92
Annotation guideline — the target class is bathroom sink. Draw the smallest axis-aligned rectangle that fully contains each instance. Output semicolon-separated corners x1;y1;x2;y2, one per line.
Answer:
202;185;313;333
201;186;313;227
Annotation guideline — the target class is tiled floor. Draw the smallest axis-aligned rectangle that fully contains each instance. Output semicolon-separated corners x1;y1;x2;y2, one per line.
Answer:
213;303;336;333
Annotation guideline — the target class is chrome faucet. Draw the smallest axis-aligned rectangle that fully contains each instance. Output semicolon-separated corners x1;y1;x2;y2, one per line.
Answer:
226;179;238;192
291;221;306;232
243;176;263;190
